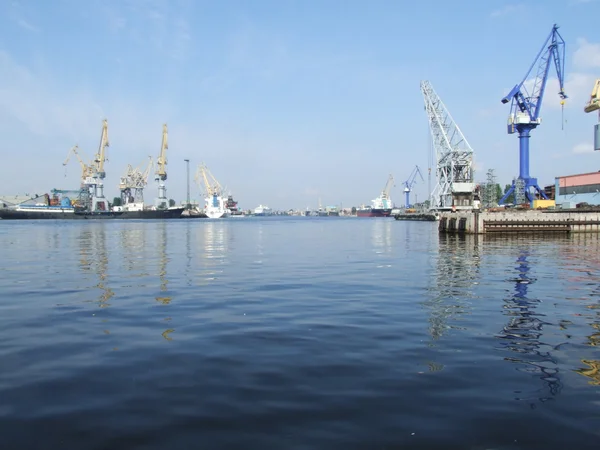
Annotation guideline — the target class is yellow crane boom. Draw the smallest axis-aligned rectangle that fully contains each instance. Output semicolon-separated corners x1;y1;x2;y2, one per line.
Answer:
63;145;93;182
93;119;109;179
156;124;168;181
584;79;600;114
194;162;222;196
381;174;394;199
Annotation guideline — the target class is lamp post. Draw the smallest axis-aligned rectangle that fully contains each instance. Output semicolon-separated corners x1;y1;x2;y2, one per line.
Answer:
184;159;190;210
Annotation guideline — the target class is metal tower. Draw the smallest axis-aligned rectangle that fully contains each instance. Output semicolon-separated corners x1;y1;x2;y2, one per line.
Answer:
500;24;567;206
484;169;497;208
421;80;475;210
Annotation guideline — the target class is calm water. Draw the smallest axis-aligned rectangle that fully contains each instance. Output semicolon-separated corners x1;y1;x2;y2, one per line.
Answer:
1;217;599;449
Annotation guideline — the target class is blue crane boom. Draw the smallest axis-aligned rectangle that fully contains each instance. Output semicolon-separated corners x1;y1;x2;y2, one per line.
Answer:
403;165;424;208
500;24;567;206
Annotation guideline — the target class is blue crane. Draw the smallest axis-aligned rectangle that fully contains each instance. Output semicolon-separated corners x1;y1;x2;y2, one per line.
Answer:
403;165;424;208
499;24;567;206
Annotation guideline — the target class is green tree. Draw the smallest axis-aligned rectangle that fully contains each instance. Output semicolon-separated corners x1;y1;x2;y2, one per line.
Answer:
112;197;122;206
169;199;176;207
351;206;357;215
503;184;515;204
495;184;503;203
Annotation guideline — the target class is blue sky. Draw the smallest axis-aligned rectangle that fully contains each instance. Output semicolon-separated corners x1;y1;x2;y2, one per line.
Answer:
1;0;599;209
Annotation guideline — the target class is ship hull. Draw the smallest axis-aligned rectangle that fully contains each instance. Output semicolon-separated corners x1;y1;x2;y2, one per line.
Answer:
356;208;392;217
0;207;185;220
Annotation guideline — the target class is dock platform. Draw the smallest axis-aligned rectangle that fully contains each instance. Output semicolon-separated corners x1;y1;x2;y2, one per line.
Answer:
439;209;600;234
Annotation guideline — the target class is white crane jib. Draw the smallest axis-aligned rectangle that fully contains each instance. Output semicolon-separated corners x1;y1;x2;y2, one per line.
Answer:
420;80;475;210
119;156;153;209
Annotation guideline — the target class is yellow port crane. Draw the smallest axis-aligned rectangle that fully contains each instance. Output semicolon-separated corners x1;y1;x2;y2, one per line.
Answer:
156;124;168;182
155;124;169;209
194;162;223;197
89;119;109;180
584;79;600;152
381;174;394;200
63;144;93;184
584;79;600;114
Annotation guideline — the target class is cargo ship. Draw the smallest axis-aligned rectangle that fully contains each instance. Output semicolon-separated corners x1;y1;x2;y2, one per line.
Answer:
357;174;395;217
0;192;184;220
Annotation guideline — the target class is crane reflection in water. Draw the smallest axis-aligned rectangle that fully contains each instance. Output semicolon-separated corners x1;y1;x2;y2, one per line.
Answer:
78;225;114;309
425;233;480;341
496;245;562;404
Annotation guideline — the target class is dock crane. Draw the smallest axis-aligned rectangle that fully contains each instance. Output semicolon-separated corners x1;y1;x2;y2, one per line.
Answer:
380;174;394;209
194;162;223;197
63;145;93;185
403;165;424;208
584;79;600;151
421;81;475;210
499;24;567;206
82;119;111;212
155;124;169;209
119;156;153;209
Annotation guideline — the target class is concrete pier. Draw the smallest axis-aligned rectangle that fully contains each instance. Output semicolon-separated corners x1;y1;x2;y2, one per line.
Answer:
439;209;600;234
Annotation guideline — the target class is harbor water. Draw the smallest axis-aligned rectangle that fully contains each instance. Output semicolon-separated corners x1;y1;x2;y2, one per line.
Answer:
1;217;599;448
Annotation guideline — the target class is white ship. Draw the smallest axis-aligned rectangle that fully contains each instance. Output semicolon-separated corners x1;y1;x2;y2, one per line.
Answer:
194;162;229;219
204;192;229;219
254;205;273;216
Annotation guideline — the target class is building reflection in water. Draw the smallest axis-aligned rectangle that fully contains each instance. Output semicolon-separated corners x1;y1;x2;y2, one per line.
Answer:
496;246;561;404
371;219;392;254
78;225;114;308
424;233;480;340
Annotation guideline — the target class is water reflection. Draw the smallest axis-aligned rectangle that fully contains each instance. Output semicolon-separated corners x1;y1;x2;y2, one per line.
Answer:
371;219;392;254
425;234;480;340
199;222;228;282
120;226;148;275
78;225;113;308
497;248;561;404
156;222;171;305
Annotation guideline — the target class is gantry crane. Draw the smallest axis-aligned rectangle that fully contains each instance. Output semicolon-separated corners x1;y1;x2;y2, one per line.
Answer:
402;165;424;208
421;80;475;210
119;156;153;209
155;124;169;209
584;79;600;152
63;145;93;185
499;24;567;206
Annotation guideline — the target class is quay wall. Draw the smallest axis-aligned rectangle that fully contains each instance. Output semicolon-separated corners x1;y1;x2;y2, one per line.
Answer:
439;210;600;234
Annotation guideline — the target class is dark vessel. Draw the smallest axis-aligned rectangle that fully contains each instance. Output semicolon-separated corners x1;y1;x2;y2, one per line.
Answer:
225;194;244;215
0;205;185;220
0;192;184;220
356;206;392;217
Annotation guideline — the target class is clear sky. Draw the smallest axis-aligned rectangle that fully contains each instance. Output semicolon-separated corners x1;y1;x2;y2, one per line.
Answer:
1;0;599;210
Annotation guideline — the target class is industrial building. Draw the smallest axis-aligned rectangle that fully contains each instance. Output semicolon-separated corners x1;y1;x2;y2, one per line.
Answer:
555;171;600;207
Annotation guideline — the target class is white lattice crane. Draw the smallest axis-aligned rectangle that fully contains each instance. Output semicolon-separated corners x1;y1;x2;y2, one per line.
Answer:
119;156;154;207
420;80;475;210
